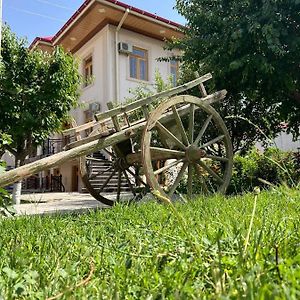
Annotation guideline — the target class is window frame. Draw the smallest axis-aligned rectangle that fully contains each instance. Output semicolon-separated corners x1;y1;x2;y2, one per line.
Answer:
170;59;179;87
83;55;93;87
129;46;149;81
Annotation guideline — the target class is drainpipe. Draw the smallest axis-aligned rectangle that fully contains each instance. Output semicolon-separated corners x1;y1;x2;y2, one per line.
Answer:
115;8;130;104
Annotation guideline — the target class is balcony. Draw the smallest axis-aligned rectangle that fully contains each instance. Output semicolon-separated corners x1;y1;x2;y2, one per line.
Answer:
25;138;68;163
22;174;65;192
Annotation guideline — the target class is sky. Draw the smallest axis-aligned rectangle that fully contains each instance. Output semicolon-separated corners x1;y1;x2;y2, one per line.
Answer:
3;0;186;45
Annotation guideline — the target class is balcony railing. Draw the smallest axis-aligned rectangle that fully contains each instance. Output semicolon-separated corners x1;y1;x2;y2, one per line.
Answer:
22;174;65;192
25;136;75;163
42;138;64;156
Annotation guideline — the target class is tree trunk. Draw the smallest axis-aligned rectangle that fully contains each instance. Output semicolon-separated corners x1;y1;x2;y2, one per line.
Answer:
290;91;300;106
12;158;25;205
12;181;22;205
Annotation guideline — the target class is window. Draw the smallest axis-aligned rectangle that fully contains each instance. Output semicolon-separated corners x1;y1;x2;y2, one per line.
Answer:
84;56;93;87
129;47;148;81
170;60;178;87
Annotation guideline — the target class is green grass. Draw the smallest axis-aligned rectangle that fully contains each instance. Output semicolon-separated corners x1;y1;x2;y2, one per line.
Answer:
0;188;300;299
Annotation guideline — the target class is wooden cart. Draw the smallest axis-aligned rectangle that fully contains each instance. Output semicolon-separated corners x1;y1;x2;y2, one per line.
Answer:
0;73;233;206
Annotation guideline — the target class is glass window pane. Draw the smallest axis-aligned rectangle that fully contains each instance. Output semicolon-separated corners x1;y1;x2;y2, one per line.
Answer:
140;60;146;80
133;48;146;58
170;60;176;67
130;57;137;78
171;73;176;86
170;60;178;86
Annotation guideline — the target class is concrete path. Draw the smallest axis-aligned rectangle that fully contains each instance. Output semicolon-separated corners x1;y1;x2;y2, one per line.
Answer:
13;193;111;216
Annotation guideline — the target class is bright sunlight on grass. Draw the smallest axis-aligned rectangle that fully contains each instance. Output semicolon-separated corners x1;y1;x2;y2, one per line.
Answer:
0;188;300;299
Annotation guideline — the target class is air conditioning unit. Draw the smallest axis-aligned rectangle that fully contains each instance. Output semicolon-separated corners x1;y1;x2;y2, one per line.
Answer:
118;42;133;54
89;102;101;112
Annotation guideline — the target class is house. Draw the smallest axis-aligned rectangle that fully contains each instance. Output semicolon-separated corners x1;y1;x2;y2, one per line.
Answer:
25;0;184;193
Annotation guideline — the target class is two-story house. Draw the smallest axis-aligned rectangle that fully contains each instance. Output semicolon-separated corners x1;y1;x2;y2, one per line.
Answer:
27;0;183;193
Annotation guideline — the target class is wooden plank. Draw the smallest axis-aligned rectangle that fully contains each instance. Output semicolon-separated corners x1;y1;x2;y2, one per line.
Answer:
126;149;184;165
107;101;121;131
64;74;215;136
64;129;115;150
194;71;208;97
0;122;144;188
95;73;213;121
62;120;97;136
62;119;113;136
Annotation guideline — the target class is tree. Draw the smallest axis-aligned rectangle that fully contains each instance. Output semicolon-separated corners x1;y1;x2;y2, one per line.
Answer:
0;26;81;203
0;132;14;217
169;0;300;152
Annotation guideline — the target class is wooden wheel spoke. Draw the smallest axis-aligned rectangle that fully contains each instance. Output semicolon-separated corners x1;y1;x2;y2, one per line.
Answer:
193;164;209;194
197;160;224;184
205;155;229;163
123;170;136;196
89;165;114;180
116;170;122;201
187;164;193;198
155;121;186;150
201;135;224;149
172;105;189;146
168;161;188;197
126;168;148;187
194;115;213;146
188;103;195;144
150;147;185;160
154;159;184;175
98;169;116;193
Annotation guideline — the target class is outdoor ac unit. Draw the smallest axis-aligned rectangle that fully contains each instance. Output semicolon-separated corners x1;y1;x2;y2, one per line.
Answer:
89;102;101;112
118;42;133;54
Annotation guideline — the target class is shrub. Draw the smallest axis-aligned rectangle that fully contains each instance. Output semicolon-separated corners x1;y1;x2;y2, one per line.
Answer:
228;147;300;194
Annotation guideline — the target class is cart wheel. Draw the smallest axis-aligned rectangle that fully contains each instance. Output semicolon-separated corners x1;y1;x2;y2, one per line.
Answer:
73;124;148;206
141;95;233;200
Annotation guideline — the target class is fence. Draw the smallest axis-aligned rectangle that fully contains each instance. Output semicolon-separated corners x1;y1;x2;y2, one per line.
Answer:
22;174;65;192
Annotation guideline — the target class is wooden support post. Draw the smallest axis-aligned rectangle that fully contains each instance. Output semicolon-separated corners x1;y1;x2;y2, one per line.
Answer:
123;111;130;127
142;105;150;119
194;71;207;97
107;101;121;131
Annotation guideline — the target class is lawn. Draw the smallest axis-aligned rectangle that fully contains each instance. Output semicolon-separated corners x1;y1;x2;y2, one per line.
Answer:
0;188;300;299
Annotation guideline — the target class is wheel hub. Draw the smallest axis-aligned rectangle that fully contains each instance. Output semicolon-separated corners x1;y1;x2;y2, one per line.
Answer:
185;145;206;162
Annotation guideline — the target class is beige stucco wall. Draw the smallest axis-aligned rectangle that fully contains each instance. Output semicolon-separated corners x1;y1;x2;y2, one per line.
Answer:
273;132;300;151
1;152;14;168
71;24;180;124
71;25;111;125
115;26;179;102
